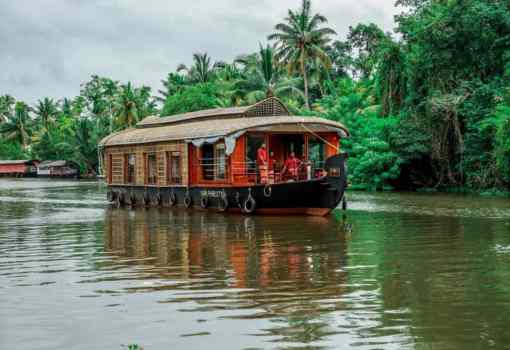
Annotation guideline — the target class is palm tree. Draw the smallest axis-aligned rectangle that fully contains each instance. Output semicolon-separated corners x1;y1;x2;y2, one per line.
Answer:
114;82;138;127
134;86;158;120
235;44;305;104
268;0;336;109
0;94;15;123
1;102;32;149
157;73;187;102
177;53;216;83
34;97;59;131
72;118;98;175
60;98;73;117
102;78;120;132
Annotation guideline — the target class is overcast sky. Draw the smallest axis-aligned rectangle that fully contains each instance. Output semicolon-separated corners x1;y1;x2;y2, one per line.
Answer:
0;0;400;103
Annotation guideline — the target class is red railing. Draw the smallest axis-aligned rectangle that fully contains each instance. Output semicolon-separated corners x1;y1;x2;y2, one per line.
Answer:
194;158;327;185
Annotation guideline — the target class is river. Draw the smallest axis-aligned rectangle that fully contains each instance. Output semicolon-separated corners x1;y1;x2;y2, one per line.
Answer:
1;179;510;350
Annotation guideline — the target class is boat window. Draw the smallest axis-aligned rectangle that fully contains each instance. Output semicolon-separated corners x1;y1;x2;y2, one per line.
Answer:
146;153;157;185
201;144;214;180
167;151;182;184
124;154;136;184
215;143;226;180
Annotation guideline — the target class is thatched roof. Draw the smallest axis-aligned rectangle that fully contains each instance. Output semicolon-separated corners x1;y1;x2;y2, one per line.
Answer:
138;97;290;128
99;97;349;147
38;160;77;169
100;116;349;147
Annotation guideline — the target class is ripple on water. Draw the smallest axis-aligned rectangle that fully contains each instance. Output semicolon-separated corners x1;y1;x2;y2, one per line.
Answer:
1;180;510;350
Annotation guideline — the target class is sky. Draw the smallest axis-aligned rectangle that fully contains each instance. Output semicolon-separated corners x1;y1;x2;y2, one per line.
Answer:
0;0;401;103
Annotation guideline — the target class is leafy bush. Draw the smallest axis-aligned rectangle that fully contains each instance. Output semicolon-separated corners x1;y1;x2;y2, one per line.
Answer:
161;83;220;116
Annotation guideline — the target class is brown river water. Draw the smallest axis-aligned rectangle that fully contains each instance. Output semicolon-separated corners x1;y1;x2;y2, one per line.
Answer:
1;179;510;350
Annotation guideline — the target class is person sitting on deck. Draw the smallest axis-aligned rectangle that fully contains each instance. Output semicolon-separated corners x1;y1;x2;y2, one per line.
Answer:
282;152;302;181
257;143;268;184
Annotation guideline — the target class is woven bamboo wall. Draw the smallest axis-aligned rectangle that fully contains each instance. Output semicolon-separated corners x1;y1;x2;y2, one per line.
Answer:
245;98;289;117
104;141;188;186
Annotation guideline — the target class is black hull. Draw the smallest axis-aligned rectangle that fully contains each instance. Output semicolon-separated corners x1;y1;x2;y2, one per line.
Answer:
107;154;348;216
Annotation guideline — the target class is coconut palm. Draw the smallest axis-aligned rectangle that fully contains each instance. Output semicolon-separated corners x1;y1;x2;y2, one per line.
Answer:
135;86;158;119
268;0;336;109
1;102;32;149
72;118;99;175
157;73;187;102
177;53;217;83
34;97;59;131
102;78;120;132
0;94;15;123
114;82;138;127
235;44;305;104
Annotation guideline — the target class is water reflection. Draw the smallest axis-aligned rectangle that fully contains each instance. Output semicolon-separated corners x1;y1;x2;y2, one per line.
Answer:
3;180;510;350
103;208;351;345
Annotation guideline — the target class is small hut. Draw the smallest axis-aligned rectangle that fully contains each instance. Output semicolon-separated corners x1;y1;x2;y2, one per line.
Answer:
37;160;80;178
0;160;39;177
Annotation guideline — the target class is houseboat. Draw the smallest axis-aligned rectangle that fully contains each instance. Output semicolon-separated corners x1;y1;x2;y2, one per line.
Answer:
37;160;80;178
99;97;349;216
0;160;39;177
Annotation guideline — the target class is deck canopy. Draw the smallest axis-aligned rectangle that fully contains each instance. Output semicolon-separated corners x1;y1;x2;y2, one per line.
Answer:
99;97;349;154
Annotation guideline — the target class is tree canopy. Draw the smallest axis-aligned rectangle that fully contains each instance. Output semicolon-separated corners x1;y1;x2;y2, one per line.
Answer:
1;0;509;192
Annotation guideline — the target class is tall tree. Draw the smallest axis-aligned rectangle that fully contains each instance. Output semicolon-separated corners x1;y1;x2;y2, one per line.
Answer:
177;53;217;83
1;102;32;149
347;23;387;79
376;40;407;116
34;97;59;131
157;73;187;102
114;82;139;127
268;0;336;109
0;95;15;123
326;40;353;80
134;86;158;120
72;118;99;175
236;44;304;104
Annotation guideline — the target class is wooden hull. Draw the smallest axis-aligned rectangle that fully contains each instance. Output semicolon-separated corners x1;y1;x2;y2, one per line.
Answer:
106;154;348;217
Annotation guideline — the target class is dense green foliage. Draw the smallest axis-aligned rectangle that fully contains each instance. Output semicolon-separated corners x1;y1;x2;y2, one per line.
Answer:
1;0;509;191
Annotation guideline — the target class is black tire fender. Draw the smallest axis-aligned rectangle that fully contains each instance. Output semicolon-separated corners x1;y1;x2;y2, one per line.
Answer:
184;194;192;208
169;192;177;206
235;192;242;208
129;193;136;206
200;196;208;209
151;192;161;206
263;185;272;198
143;192;150;205
218;196;229;212
243;196;256;214
115;192;123;208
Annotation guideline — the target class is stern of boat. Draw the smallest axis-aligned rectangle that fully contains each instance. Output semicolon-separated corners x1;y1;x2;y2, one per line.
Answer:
322;153;348;208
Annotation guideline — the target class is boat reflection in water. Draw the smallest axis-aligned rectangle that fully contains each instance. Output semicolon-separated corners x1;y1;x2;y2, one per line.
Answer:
104;208;352;343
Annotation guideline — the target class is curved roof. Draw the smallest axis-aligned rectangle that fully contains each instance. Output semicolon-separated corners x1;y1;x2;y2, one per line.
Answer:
138;96;290;127
99;97;349;147
100;115;349;147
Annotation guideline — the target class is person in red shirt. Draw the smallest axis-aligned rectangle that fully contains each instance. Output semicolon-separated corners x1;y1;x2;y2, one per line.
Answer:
282;152;301;181
257;143;268;183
